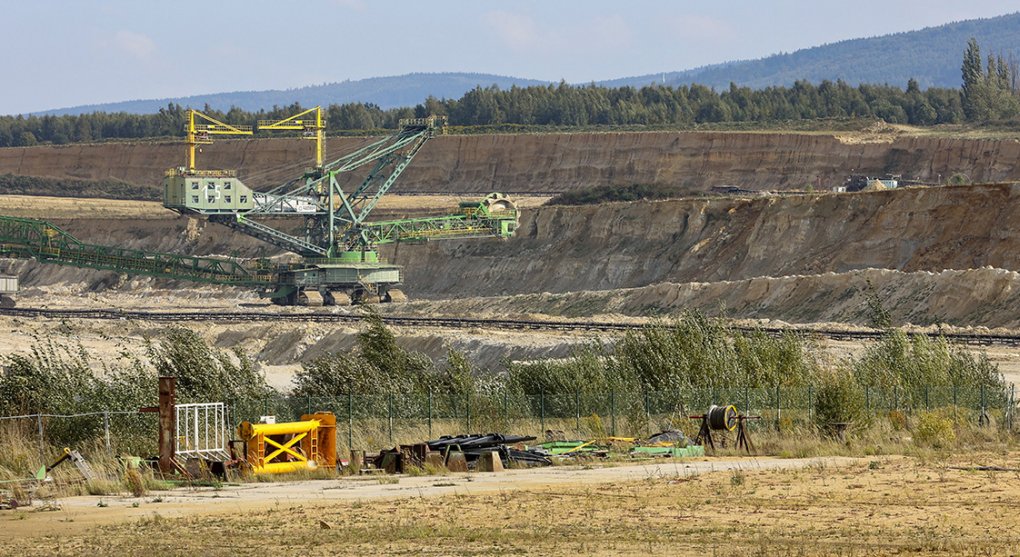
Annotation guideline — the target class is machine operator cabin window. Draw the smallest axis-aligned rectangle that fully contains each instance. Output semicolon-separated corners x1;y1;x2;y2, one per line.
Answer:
225;195;232;203
192;196;199;203
225;182;232;190
208;196;215;204
191;182;199;190
240;195;248;203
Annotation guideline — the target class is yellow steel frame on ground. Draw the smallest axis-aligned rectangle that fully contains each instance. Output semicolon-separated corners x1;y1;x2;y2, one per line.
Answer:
238;412;337;475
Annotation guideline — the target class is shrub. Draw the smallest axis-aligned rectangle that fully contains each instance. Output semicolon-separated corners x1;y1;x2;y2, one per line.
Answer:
852;330;1005;408
913;411;956;448
814;371;868;432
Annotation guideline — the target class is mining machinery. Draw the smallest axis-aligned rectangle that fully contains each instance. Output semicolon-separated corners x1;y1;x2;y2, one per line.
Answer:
0;108;519;305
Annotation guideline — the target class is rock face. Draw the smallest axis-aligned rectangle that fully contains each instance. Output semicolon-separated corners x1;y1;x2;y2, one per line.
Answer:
394;183;1020;297
2;132;1020;194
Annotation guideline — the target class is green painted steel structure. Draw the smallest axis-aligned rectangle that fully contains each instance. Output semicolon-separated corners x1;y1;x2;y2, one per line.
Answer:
0;216;275;286
0;116;518;305
159;115;519;304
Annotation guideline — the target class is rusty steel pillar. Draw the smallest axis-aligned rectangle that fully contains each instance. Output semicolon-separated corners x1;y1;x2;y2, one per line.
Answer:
158;376;176;475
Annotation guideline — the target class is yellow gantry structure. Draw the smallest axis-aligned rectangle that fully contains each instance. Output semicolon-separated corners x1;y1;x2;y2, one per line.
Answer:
237;412;337;475
186;109;253;170
257;106;325;168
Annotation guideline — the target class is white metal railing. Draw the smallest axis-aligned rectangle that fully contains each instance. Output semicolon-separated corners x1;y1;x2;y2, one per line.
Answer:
175;402;230;461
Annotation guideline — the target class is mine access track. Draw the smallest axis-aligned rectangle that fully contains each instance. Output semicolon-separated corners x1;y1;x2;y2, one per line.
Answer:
1;307;1019;347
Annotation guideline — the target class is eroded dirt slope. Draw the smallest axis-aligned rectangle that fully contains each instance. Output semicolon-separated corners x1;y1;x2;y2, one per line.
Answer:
2;131;1020;195
396;183;1020;297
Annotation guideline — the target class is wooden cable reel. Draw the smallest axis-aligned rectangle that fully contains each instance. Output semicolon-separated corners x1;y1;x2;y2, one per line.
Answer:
692;405;757;454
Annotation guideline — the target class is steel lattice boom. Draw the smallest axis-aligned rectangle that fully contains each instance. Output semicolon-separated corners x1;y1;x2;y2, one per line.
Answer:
0;216;274;286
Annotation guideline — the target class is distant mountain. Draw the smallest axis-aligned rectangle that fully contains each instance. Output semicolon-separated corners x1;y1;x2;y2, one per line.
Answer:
32;12;1020;116
38;73;551;116
606;12;1020;90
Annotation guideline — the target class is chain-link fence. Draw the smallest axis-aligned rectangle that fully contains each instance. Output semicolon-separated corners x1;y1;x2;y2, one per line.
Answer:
4;383;1014;457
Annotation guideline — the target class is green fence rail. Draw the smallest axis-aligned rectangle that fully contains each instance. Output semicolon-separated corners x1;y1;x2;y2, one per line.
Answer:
3;384;1014;458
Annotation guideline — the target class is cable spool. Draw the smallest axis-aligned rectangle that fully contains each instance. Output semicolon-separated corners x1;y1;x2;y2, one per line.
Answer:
707;405;738;432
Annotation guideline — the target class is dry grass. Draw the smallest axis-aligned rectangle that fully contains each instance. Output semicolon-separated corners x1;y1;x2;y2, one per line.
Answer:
4;453;1020;555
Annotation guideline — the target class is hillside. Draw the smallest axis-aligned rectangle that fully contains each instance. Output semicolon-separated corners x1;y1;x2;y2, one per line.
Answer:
26;12;1020;117
38;73;549;117
607;12;1020;90
2;131;1019;198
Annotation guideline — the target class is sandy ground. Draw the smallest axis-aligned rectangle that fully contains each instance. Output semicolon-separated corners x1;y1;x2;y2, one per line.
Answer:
2;455;855;539
4;452;1020;555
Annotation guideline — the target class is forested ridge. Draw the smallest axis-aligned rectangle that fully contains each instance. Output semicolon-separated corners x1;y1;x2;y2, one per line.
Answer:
2;39;1018;148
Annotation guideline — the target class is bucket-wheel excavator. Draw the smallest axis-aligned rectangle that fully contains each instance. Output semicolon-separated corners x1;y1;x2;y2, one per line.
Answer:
0;108;519;305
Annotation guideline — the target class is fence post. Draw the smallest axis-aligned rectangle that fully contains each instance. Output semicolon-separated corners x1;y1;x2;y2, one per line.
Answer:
643;390;651;437
1007;383;1015;430
347;391;354;451
980;383;987;427
306;395;311;415
924;385;929;411
775;384;781;430
745;386;751;418
103;411;111;453
610;390;616;437
575;390;581;434
503;389;509;433
807;385;813;422
36;414;45;452
866;385;871;414
466;391;471;433
1009;383;1016;431
387;393;393;445
540;390;545;435
427;389;433;439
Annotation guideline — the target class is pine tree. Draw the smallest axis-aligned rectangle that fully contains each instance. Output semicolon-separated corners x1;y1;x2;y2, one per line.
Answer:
961;38;983;119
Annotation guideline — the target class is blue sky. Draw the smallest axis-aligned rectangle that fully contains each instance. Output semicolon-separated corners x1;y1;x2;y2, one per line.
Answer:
1;0;1014;114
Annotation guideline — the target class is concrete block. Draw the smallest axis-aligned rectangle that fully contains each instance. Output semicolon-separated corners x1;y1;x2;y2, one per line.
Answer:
477;451;504;472
446;451;468;472
424;452;446;470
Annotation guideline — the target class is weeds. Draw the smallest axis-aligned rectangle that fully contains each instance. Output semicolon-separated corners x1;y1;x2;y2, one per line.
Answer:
729;469;746;487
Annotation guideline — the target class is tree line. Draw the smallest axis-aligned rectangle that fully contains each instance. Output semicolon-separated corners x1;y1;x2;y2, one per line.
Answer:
2;38;1017;148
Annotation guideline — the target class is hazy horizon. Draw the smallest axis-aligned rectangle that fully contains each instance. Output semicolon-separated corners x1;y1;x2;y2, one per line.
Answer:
2;0;1015;114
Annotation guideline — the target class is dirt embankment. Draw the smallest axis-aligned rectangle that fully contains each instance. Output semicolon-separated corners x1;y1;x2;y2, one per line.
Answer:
5;184;1020;328
2;132;1020;195
400;267;1020;329
395;183;1020;297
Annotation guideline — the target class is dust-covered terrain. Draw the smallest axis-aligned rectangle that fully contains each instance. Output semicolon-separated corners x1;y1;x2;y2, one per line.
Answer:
3;129;1020;196
6;182;1020;386
7;184;1020;328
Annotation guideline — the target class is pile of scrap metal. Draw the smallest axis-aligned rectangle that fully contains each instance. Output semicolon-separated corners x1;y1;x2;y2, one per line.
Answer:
630;429;706;458
1;447;97;510
366;433;552;474
429;434;551;468
531;429;705;459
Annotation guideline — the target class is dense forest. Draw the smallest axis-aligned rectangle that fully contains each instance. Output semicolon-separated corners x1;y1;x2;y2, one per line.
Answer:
1;39;1017;149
